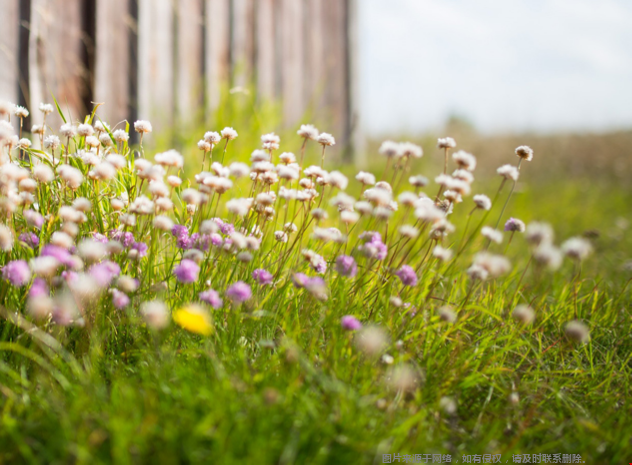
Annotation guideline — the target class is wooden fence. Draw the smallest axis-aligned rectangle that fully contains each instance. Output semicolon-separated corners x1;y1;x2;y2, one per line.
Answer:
0;0;361;159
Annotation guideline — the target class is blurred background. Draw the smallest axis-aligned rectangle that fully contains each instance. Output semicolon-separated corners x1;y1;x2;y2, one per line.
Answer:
1;0;631;182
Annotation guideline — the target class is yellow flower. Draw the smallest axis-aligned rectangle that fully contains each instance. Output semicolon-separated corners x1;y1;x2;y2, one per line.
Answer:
173;304;213;336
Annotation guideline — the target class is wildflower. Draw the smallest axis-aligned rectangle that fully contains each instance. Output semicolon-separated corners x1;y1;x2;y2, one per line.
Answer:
226;198;251;216
155;149;184;169
399;225;419;239
226;281;251;303
39;102;53;114
504;217;526;232
467;264;489;281
204;131;221;143
58;164;84;189
473;194;491;210
292;273;309;288
316;133;335;146
134;120;152;133
153;215;174;231
14;105;29;118
452;150;476;171
433;245;453;261
335;255;357;277
297;124;319;140
409;175;429;188
473;252;511;278
437;137;456;149
59;124;76;138
439;397;457;415
111;289;130;309
525;222;554;246
452;169;474;183
19;232;39;248
355;326;388;357
438;306;456;323
89;261;121;287
481;226;503;244
30;256;61;278
29;278;49;298
386;364;419;393
0;225;13;252
515;145;534;161
199;289;223;308
229;162;250;178
561;237;593;261
304;276;328;300
328;171;348;190
401;142;423;158
253;268;273;285
2;260;31;287
395;265;418;286
173;259;200;283
174;304;213;336
44;135;61;150
497;164;519;181
117;276;139;293
512;304;535;325
50;232;73;249
140;300;170;330
379;140;402;158
261;132;280;150
341;315;362;331
565;320;590;343
113;129;129;142
18;138;31;149
221;127;238;140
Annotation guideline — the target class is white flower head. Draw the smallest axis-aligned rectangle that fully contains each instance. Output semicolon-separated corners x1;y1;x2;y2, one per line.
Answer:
134;120;152;133
497;164;519;181
297;124;319;140
473;194;491;210
437;137;456;149
316;133;335;146
515;145;534;161
221;127;238;140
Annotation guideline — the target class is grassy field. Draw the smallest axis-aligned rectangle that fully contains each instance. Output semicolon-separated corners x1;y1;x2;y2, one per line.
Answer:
0;102;631;464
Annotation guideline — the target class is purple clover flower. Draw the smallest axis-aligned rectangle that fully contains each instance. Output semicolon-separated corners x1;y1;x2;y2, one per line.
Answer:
93;232;108;243
173;259;200;283
41;245;74;267
131;241;148;257
2;260;31;287
109;230;135;247
89;261;121;287
335;255;357;277
171;224;192;249
62;270;79;283
210;233;223;247
19;232;39;248
395;265;418;286
504;217;526;233
341;315;362;331
111;289;130;309
226;281;252;303
29;278;49;297
292;273;310;288
199;289;223;308
252;268;273;285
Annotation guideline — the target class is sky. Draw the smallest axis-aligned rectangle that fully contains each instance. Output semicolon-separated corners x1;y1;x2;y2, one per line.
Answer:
359;0;632;135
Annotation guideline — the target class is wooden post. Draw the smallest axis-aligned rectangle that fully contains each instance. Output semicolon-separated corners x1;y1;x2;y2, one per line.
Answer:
230;0;255;89
304;0;324;116
138;0;174;134
94;0;132;128
175;0;204;127
204;0;230;117
279;0;303;127
0;0;20;108
255;0;275;101
28;0;87;130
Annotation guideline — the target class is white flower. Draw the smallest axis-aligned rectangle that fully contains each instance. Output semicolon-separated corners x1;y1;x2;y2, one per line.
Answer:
340;210;360;224
400;142;423;158
58;165;84;189
467;263;489;281
328;171;348;190
473;252;511;277
364;188;392;206
497;164;519;181
399;225;419;238
77;239;108;262
515;145;534;161
512;305;535;325
409;175;428;188
279;152;296;164
113;129;129;142
129;195;155;215
93;162;117;181
221;127;238;140
437;137;456;149
106;154;126;169
561;237;592;261
378;140;402;158
316;133;335;146
452;169;474;184
140;300;170;330
30;256;60;278
77;124;94;137
39;102;54;114
204;131;221;144
0;225;13;251
228;162;249;178
356;171;376;185
134;120;152;133
14;105;29;118
72;197;92;212
452;150;477;171
99;133;113;147
278;165;299;180
433;245;453;261
473;194;491;210
60;124;77;138
154;149;184;168
481;226;503;244
297;124;319;140
153;215;174;231
525;222;554;246
565;320;589;343
44;135;61;150
226;198;251;216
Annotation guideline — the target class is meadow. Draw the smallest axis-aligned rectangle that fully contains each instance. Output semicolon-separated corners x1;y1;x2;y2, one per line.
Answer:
0;99;631;465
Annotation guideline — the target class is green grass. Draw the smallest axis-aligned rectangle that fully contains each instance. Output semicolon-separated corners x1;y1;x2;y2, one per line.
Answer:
1;103;632;464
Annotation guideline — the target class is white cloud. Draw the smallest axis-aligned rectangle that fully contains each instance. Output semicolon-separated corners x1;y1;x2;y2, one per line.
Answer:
360;0;632;134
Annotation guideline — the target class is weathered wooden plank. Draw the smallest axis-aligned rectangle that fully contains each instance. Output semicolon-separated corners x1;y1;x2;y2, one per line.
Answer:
138;0;174;133
230;0;255;88
94;0;132;128
279;0;303;127
346;0;362;163
175;0;204;125
0;0;19;106
304;0;324;115
28;0;86;130
204;0;230;115
255;0;275;101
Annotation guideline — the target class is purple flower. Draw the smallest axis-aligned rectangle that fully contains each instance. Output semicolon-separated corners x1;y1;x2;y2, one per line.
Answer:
341;315;362;331
292;273;309;288
504;217;526;233
171;224;192;249
109;230;135;247
370;236;388;260
41;244;74;267
2;260;31;287
173;259;200;283
218;222;234;236
305;277;327;300
131;241;148;257
193;234;211;251
335;255;357;277
24;210;44;229
19;232;39;248
29;278;49;297
111;289;130;309
89;261;121;287
395;265;418;286
62;270;79;283
226;281;252;303
210;233;223;247
93;232;108;243
199;289;223;308
312;257;327;274
252;268;273;285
